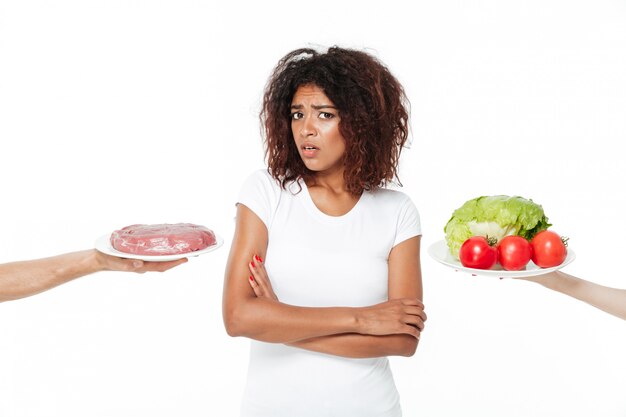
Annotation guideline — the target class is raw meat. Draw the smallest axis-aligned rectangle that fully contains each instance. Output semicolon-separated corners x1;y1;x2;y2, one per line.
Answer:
110;223;217;255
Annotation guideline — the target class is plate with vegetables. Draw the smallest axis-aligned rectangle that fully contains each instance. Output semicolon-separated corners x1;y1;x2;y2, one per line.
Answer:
429;195;576;278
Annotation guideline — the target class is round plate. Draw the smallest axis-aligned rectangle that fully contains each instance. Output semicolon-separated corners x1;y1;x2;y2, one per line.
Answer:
94;233;224;262
427;239;575;278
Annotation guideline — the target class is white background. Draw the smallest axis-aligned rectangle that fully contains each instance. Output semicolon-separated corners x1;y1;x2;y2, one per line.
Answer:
1;0;625;416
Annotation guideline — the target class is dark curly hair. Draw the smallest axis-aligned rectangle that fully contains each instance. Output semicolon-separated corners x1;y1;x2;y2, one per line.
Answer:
261;46;410;195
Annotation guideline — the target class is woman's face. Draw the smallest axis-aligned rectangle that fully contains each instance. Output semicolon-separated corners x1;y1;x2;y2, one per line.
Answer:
290;84;346;176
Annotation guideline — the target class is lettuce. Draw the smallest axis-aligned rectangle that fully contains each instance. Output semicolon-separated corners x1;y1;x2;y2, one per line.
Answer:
444;195;551;258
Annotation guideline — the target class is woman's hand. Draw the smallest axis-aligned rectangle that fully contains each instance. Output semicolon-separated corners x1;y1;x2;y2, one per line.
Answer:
356;298;426;339
247;254;278;301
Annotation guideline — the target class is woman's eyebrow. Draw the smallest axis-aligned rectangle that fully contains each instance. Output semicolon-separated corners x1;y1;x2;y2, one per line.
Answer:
312;104;337;110
289;104;337;110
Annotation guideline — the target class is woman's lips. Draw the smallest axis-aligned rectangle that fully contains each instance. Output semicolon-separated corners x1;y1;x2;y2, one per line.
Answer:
301;144;319;158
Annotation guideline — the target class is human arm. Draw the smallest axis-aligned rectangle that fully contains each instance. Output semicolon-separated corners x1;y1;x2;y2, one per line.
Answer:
0;249;187;303
518;271;626;320
247;233;425;357
222;204;425;345
285;236;424;357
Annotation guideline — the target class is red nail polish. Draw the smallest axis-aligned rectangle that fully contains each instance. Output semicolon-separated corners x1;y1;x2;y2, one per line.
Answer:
249;276;254;281
258;256;263;262
255;255;261;262
251;261;256;268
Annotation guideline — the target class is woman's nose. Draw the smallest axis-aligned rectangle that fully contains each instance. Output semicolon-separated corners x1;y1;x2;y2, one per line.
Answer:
300;116;316;137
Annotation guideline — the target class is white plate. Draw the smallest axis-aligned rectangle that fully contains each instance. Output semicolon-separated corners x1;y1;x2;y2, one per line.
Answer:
427;239;575;278
94;233;224;262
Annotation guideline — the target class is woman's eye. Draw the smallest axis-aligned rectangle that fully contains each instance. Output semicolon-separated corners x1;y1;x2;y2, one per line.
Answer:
319;112;334;119
290;112;303;120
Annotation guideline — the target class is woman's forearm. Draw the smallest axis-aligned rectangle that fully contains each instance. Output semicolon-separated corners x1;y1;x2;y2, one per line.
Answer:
527;271;626;320
0;250;102;302
224;296;360;343
287;333;419;358
223;296;424;344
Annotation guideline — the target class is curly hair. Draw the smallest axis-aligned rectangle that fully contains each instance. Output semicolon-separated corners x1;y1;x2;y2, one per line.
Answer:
261;46;410;195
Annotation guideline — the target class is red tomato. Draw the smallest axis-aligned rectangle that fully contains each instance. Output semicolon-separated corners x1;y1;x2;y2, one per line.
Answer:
497;236;533;271
531;230;567;268
459;236;498;269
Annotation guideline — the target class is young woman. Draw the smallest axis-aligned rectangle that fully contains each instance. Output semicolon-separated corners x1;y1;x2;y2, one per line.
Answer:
223;46;426;416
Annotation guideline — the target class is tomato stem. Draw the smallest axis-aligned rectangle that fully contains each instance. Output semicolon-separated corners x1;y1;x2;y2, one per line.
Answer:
485;235;498;246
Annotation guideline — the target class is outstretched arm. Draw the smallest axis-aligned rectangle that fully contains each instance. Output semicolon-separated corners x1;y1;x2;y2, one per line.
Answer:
518;271;626;320
0;249;187;303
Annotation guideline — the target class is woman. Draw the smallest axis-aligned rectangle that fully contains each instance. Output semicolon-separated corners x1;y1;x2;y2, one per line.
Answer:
223;46;426;416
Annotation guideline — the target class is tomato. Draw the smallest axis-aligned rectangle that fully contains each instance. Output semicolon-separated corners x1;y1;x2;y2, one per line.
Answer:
531;230;567;268
459;236;498;269
497;236;533;271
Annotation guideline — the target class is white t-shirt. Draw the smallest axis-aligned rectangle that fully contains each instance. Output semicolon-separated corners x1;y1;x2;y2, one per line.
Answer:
237;170;421;417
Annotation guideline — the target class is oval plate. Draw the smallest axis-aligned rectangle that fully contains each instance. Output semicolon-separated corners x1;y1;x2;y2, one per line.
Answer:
95;233;224;262
427;239;575;278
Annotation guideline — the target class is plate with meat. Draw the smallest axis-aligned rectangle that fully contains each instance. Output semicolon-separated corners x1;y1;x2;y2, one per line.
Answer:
95;223;223;262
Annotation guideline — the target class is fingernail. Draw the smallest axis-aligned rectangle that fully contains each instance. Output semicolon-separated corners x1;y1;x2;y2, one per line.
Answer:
258;256;263;262
249;276;254;282
251;261;255;268
255;255;261;262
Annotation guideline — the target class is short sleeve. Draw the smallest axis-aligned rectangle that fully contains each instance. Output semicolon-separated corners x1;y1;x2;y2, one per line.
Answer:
236;170;282;230
393;196;422;247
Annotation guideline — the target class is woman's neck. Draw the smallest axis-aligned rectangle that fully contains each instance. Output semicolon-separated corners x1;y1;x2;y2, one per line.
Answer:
305;167;347;194
304;169;362;217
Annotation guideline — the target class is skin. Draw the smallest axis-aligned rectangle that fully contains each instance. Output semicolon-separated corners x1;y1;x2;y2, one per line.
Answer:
518;271;626;320
0;250;186;303
222;84;426;358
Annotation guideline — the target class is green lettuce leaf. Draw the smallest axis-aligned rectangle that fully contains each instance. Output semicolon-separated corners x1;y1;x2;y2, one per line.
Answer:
444;195;551;258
